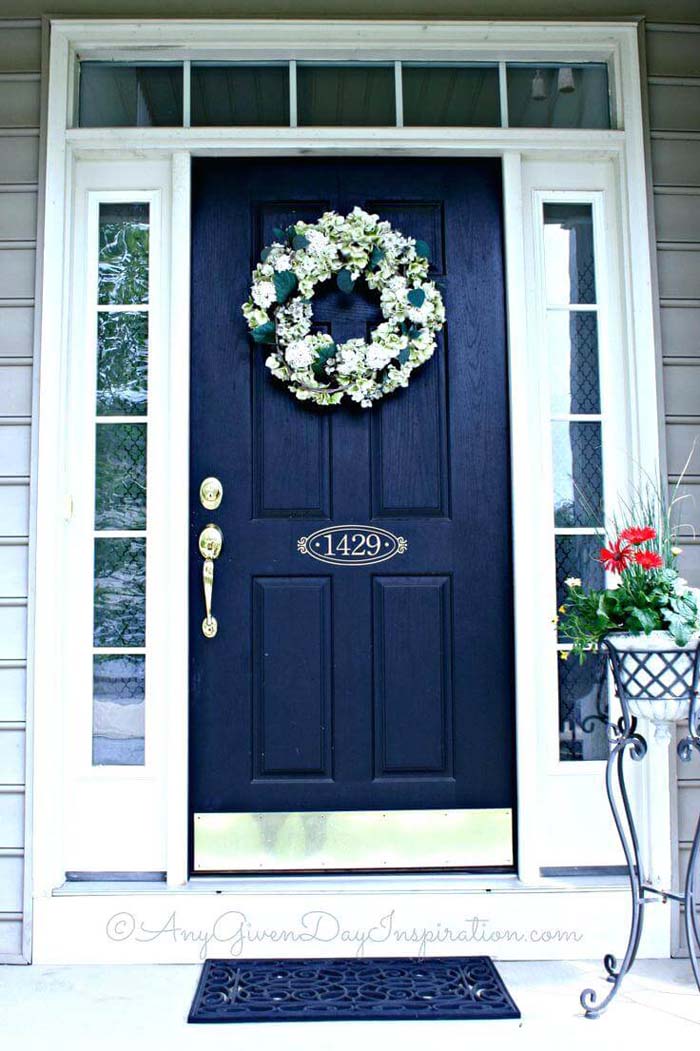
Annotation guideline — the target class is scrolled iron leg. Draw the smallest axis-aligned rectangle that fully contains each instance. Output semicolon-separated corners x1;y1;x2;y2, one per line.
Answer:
685;809;700;992
580;726;647;1018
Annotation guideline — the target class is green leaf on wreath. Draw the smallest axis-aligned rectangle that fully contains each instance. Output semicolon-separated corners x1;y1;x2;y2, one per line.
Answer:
261;246;272;263
370;246;385;268
397;347;410;365
251;321;277;344
407;288;426;309
312;341;336;379
272;226;287;243
292;234;309;250
337;269;355;294
414;239;430;261
273;270;298;304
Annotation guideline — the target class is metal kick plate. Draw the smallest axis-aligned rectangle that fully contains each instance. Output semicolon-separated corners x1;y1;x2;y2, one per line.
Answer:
194;808;513;872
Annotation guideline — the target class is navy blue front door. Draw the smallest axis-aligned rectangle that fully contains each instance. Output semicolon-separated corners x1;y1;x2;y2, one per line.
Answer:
189;158;515;862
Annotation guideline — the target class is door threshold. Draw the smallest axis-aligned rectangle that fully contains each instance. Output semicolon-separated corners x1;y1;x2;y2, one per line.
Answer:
53;871;629;896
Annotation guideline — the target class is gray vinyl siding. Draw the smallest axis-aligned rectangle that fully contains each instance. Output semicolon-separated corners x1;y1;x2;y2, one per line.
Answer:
0;18;39;963
648;21;700;958
0;10;699;964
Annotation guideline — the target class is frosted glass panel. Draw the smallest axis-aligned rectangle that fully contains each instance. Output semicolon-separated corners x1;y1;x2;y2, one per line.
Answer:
552;421;603;527
93;654;145;766
558;651;608;762
94;423;147;531
96;312;148;415
547;311;600;415
543;204;596;305
402;65;500;127
93;538;146;648
98;203;149;305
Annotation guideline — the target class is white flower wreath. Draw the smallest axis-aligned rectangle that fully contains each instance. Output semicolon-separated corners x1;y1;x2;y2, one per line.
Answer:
242;207;445;408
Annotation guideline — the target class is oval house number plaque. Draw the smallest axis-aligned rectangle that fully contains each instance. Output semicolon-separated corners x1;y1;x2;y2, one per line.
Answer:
297;525;408;566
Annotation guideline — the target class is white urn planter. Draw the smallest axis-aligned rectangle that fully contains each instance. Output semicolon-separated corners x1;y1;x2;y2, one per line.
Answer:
603;631;700;738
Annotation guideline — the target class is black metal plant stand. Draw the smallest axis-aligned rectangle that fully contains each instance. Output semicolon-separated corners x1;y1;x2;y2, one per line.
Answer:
580;636;700;1019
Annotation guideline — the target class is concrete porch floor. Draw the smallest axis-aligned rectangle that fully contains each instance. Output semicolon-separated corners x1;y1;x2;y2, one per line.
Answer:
1;959;699;1050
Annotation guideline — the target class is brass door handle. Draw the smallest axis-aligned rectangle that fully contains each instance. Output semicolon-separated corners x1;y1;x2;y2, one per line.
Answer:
199;524;223;638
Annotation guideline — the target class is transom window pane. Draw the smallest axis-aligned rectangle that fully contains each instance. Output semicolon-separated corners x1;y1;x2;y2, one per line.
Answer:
191;64;289;126
506;63;610;129
79;63;183;128
297;64;395;126
402;64;500;127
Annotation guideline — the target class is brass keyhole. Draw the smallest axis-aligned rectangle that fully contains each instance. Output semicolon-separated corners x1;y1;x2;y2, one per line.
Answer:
199;476;223;511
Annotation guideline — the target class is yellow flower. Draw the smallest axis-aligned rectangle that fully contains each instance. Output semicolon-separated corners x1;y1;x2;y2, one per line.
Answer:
559;650;570;661
558;605;567;614
672;546;683;557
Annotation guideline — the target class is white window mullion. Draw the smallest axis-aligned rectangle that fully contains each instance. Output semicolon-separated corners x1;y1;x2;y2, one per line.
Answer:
394;61;404;128
289;59;298;128
498;61;509;127
183;59;191;128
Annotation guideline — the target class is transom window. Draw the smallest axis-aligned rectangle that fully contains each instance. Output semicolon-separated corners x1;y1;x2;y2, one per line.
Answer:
76;59;612;130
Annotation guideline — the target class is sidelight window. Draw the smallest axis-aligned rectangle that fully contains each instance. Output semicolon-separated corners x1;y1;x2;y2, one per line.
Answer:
543;202;609;763
90;202;150;765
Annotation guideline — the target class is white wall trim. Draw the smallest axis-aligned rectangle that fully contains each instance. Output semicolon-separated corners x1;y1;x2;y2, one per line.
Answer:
30;17;666;961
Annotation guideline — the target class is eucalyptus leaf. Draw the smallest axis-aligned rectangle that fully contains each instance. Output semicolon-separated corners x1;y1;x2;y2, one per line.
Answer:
337;269;355;294
407;288;426;309
272;226;287;243
414;239;430;261
251;321;276;345
312;341;336;379
292;234;309;251
260;246;272;263
370;245;385;268
273;270;298;304
397;347;410;365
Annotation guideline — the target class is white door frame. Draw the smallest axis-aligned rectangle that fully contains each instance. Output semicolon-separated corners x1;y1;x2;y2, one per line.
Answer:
28;18;670;963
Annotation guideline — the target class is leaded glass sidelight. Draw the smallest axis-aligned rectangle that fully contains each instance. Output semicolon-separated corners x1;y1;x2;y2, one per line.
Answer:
92;201;150;766
544;202;608;762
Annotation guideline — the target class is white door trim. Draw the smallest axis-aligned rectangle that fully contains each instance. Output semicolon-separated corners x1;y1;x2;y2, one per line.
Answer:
29;18;666;961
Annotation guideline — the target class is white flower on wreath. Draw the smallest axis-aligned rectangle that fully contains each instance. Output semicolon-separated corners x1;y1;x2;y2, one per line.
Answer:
251;280;276;309
285;340;316;370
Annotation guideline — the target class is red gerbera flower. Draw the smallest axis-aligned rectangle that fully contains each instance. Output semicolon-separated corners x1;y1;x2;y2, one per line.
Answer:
599;539;634;573
634;550;663;570
620;526;657;546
